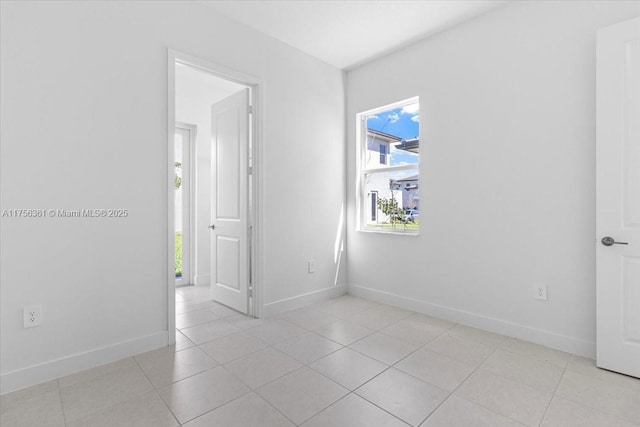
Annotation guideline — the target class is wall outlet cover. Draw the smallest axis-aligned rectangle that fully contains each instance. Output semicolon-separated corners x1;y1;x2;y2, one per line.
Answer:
23;305;43;328
534;284;548;301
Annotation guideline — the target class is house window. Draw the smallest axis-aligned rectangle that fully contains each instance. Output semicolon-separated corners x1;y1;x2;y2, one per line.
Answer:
370;191;378;222
358;97;420;233
379;144;387;165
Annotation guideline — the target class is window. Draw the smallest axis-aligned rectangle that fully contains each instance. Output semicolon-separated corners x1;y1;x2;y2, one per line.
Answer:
358;97;420;233
379;144;387;165
370;191;378;222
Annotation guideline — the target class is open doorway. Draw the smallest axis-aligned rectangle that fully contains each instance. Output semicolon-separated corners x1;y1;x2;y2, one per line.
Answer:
167;51;262;343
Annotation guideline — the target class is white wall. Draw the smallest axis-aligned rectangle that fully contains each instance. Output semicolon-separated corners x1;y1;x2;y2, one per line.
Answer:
346;1;640;357
0;1;346;393
175;64;246;286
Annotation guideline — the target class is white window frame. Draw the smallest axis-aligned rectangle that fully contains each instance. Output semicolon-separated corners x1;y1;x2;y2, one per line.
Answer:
356;96;419;235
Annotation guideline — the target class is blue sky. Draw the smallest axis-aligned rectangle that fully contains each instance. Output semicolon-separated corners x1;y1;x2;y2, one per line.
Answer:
367;102;419;166
366;102;419;140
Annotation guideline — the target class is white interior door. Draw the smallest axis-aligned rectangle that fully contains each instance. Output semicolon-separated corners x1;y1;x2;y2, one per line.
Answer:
210;89;250;314
596;16;640;378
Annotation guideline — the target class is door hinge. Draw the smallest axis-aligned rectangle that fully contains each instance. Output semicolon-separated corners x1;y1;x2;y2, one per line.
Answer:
248;287;253;298
248;166;253;175
248;105;253;114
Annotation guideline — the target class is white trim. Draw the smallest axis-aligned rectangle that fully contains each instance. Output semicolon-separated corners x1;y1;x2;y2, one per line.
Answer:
168;49;264;322
167;52;177;341
348;284;596;358
261;285;347;317
362;163;420;175
0;332;167;395
359;96;420;117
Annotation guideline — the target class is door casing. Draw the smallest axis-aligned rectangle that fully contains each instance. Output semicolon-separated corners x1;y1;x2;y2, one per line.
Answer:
167;50;263;344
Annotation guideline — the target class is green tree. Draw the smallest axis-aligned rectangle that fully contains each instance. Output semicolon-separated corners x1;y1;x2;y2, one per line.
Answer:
377;192;402;225
174;161;182;189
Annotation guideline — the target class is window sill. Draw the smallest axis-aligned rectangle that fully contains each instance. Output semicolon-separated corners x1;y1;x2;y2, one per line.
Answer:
358;227;419;236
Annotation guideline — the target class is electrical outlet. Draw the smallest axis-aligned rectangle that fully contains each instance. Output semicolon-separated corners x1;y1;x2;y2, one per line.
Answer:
534;284;547;301
308;259;315;273
23;305;42;328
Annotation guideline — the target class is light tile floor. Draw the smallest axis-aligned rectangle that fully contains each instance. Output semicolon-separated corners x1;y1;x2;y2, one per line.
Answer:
2;286;639;427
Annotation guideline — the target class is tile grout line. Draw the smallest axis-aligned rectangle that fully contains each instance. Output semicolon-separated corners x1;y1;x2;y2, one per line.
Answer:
338;325;452;426
220;362;321;426
425;349;557;427
130;354;182;426
55;379;69;427
300;391;412;427
370;325;537;427
404;326;576;425
252;389;301;427
415;346;500;427
175;308;222;329
134;347;219;392
144;347;259;427
282;302;468;425
546;367;640;425
536;360;568;427
177;387;256;426
240;312;396;426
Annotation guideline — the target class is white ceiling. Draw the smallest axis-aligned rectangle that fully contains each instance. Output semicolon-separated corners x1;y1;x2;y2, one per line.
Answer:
202;0;508;70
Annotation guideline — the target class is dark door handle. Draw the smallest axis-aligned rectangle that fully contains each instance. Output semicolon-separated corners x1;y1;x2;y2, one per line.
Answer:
208;225;215;230
601;236;628;246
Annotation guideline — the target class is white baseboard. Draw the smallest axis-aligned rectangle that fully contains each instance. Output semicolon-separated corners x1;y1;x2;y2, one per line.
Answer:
262;285;347;317
193;275;210;286
348;284;596;358
1;331;168;395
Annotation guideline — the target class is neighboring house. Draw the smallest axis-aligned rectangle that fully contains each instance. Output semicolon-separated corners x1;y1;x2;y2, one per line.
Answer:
365;130;419;224
391;174;419;210
394;137;419;154
365;128;400;169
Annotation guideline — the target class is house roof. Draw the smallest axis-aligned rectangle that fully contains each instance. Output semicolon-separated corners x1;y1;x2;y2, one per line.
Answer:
367;128;403;142
395;137;419;153
394;174;419;183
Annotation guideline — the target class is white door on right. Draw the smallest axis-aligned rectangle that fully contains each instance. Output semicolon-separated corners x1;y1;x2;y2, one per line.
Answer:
209;89;250;315
596;16;640;378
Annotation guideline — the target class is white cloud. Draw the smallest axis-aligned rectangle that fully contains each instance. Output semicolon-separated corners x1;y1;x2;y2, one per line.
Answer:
410;114;419;123
387;112;400;123
366;114;379;121
401;103;419;115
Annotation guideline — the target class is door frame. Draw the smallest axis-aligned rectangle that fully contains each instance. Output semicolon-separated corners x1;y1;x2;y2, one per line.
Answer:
167;49;264;343
174;122;196;287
